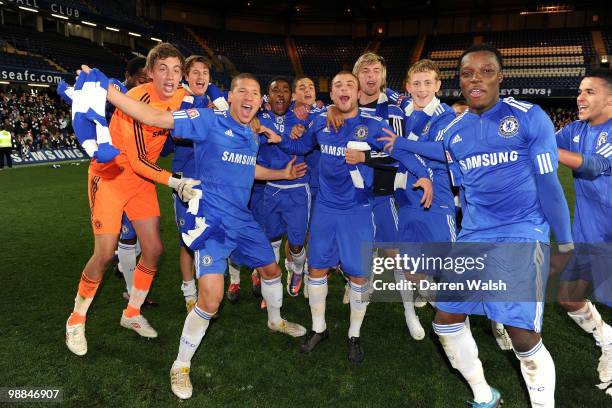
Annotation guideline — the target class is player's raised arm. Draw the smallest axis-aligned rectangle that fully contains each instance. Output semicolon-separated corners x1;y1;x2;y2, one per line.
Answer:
555;124;586;169
371;127;431;179
529;107;574;250
255;156;307;180
106;81;175;130
79;66;175;129
557;140;611;178
368;124;433;207
277;118;320;155
380;132;446;162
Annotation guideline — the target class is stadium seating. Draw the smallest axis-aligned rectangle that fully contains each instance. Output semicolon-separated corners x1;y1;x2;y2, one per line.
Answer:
295;36;369;80
603;31;612;56
0;24;125;78
1;17;605;97
377;37;415;91
0;51;56;71
149;22;232;89
190;27;293;88
424;29;595;91
85;0;152;29
103;43;144;63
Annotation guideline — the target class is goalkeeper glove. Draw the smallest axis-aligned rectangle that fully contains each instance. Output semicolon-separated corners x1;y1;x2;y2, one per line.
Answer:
168;174;201;202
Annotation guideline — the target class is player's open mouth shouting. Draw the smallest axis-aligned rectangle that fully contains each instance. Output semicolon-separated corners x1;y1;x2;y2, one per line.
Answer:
337;95;351;109
191;80;207;95
468;87;485;100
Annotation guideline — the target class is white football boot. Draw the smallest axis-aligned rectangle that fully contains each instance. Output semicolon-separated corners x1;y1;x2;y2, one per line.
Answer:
170;364;193;399
66;321;87;356
120;313;158;338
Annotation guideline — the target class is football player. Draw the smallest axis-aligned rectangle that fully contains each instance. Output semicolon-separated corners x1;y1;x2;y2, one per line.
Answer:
81;68;308;399
65;44;198;356
278;71;431;363
556;69;612;388
382;44;573;407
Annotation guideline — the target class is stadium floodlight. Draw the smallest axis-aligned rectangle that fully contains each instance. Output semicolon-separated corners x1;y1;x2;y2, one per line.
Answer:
150;37;162;42
51;13;69;20
82;21;97;26
106;26;120;32
18;6;38;13
28;83;50;87
128;32;142;37
520;4;573;15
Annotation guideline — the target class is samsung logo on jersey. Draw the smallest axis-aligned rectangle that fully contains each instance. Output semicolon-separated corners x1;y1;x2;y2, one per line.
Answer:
459;151;518;171
221;151;257;166
321;144;346;156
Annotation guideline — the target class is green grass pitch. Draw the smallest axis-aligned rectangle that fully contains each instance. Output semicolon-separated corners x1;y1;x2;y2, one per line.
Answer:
0;159;610;407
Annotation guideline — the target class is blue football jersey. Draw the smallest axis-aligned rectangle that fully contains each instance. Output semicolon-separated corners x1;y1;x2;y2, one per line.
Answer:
396;98;456;213
257;108;309;185
279;110;427;210
442;98;559;241
171;94;209;177
556;118;612;242
171;108;260;225
304;106;327;190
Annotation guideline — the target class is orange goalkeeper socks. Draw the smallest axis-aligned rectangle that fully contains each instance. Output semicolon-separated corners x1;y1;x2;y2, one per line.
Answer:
124;261;156;318
68;272;101;326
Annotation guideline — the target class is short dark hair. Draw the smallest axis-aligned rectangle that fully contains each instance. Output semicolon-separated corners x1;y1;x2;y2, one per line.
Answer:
292;75;314;92
585;68;612;89
184;55;211;75
145;42;185;73
125;57;146;78
332;70;360;90
267;76;291;93
230;73;260;91
458;44;504;71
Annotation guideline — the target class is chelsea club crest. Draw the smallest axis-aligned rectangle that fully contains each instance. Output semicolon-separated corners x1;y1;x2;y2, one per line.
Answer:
596;132;608;149
499;116;519;138
201;255;213;266
354;125;368;140
421;121;431;136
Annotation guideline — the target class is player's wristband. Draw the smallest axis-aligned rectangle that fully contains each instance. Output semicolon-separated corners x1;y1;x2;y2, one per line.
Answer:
168;175;181;189
558;243;575;253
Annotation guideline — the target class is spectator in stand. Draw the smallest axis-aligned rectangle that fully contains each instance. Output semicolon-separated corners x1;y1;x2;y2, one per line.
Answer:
545;106;576;131
0;89;72;150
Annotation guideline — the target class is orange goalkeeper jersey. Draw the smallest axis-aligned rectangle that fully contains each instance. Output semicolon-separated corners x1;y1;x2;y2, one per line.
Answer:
89;82;185;184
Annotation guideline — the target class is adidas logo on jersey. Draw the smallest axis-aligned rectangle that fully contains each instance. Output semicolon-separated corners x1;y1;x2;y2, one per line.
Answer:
225;129;234;137
451;134;462;144
573;135;580;143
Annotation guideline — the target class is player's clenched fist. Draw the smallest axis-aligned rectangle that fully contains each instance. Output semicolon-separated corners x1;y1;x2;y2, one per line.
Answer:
168;175;202;202
290;124;305;139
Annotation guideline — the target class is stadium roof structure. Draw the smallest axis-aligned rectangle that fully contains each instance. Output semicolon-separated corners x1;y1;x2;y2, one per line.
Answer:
167;0;610;21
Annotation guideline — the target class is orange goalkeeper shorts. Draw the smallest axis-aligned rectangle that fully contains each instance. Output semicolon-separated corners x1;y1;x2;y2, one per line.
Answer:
87;170;160;235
